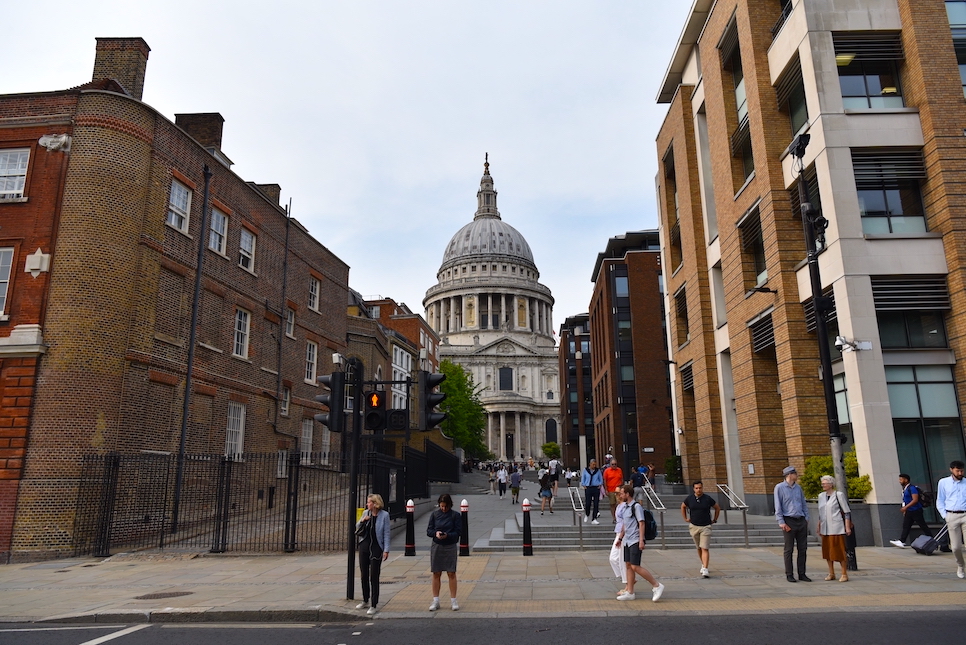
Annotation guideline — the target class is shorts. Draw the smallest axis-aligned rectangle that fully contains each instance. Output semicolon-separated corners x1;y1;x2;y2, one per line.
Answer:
633;486;647;503
510;486;520;495
607;491;619;508
623;542;643;566
689;523;712;549
540;489;552;498
549;473;559;483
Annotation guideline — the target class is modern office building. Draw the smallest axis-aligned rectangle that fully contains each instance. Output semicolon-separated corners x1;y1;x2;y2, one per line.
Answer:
558;314;594;469
588;231;674;475
655;0;966;544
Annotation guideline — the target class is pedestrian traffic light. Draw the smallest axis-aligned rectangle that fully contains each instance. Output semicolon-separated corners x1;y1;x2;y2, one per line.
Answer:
314;372;345;433
364;390;387;431
418;370;447;430
387;409;408;432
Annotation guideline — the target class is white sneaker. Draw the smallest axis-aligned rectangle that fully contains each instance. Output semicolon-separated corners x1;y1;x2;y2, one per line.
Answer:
616;589;630;597
583;515;588;523
451;600;459;611
890;540;907;548
616;592;635;601
366;606;377;616
957;566;965;579
429;599;440;611
651;582;665;602
591;519;600;525
700;567;710;578
355;601;369;609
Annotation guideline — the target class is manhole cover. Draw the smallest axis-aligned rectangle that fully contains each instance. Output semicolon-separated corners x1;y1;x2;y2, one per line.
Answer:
133;591;194;600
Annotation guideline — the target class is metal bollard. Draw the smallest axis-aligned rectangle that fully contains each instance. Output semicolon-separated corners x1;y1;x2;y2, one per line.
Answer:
405;499;416;556
522;498;533;556
459;499;470;556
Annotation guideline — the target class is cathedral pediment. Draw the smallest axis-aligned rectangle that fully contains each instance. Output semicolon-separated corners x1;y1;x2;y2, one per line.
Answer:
470;336;540;356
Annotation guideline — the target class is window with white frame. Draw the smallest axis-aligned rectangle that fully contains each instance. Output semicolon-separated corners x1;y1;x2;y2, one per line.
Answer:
0;248;13;315
225;401;246;459
277;450;289;478
167;179;191;232
239;228;256;272
209;208;228;254
281;386;291;416
301;418;314;464
305;341;318;382
233;308;250;357
308;277;320;311
286;308;295;337
0;149;29;200
319;423;331;466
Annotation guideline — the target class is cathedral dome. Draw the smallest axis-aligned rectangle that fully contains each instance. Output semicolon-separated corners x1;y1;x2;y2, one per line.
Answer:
441;217;534;267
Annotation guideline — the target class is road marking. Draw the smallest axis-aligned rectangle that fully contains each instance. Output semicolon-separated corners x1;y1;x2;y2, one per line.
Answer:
0;626;120;633
159;623;315;629
78;625;150;645
352;632;362;635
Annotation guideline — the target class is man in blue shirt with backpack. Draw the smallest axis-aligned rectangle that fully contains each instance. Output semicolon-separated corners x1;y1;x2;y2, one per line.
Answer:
890;473;933;548
614;484;665;602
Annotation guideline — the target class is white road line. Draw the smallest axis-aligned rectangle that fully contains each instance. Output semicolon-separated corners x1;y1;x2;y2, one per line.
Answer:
78;624;150;645
0;626;120;633
159;624;316;629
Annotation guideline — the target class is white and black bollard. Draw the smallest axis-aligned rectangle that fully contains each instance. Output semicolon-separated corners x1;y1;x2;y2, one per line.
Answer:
405;499;416;556
522;498;533;556
459;499;470;556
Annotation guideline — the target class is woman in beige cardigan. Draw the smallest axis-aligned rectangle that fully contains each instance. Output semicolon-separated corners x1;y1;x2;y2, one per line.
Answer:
817;475;853;582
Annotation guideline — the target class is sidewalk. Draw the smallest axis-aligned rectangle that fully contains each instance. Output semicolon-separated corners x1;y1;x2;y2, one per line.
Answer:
0;482;963;622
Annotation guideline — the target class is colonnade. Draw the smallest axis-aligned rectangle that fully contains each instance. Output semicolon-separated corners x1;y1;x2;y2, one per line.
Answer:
427;293;553;336
486;410;558;462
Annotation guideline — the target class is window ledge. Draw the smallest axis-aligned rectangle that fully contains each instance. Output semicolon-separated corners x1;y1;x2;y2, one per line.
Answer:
285;333;296;340
166;222;192;239
238;264;257;277
198;342;222;353
231;354;252;363
304;379;318;386
208;247;230;260
863;232;942;240
733;172;756;201
260;366;278;375
0;197;28;204
843;107;918;115
154;332;184;348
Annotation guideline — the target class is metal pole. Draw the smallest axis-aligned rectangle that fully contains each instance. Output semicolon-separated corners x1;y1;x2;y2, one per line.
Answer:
793;140;855;570
172;164;213;535
742;508;749;548
346;358;364;600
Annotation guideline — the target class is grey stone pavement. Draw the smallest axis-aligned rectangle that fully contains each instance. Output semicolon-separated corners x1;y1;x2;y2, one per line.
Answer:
0;472;963;622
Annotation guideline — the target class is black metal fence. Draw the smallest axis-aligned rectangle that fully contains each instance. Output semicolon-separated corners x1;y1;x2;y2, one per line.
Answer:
72;440;457;557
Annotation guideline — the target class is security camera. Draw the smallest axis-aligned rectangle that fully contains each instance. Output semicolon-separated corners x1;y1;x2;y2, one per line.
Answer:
332;352;346;367
834;336;847;350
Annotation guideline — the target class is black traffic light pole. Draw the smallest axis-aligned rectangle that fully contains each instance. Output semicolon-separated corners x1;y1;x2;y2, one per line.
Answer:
345;358;364;600
791;134;855;571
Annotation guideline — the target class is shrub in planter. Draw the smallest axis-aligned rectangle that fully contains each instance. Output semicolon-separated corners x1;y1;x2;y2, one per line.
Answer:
664;455;682;484
801;446;872;499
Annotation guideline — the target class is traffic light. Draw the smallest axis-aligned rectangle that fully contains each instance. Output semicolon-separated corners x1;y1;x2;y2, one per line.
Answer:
386;409;408;432
418;370;447;430
364;390;387;431
314;372;345;433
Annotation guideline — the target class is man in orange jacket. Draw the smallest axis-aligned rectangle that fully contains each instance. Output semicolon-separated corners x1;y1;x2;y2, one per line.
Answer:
603;458;625;523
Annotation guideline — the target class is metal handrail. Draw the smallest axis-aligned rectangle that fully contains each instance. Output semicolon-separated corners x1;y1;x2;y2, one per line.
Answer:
716;483;750;547
568;486;585;550
640;476;668;550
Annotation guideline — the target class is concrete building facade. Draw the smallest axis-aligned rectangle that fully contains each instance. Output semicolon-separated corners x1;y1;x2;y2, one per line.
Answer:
655;0;966;544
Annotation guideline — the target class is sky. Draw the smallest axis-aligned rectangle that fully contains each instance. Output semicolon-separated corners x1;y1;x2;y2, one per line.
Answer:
7;0;692;333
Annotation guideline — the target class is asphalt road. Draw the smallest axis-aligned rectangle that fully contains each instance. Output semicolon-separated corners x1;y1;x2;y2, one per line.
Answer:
0;613;959;645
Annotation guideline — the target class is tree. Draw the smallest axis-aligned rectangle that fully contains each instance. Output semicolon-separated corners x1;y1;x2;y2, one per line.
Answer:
800;445;873;499
541;442;561;460
437;359;492;459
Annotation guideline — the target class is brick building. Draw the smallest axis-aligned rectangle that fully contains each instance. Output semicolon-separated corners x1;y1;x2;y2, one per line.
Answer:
558;314;594;469
0;38;349;560
588;231;673;475
656;0;966;543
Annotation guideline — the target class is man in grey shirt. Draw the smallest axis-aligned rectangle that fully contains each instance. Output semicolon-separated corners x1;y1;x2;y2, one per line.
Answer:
774;466;811;582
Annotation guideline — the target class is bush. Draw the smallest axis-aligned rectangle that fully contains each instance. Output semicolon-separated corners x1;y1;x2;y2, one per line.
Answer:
800;445;873;500
541;442;561;460
664;455;682;484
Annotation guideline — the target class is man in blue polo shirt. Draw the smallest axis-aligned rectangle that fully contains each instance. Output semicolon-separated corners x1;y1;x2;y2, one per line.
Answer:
774;465;810;583
937;459;966;579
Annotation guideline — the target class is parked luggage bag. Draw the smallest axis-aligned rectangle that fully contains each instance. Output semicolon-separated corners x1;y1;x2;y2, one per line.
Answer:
912;525;949;555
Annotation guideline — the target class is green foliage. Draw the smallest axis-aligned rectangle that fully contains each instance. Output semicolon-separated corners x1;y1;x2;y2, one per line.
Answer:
438;360;491;459
800;445;873;499
541;442;561;460
664;455;682;484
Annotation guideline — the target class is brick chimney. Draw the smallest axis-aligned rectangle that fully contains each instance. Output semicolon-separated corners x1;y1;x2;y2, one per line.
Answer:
92;37;150;100
252;183;282;204
174;113;225;150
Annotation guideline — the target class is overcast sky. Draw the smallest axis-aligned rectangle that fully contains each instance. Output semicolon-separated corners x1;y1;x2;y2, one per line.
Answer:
8;1;691;334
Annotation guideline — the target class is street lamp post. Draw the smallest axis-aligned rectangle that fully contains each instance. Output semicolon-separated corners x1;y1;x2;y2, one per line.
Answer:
790;134;856;570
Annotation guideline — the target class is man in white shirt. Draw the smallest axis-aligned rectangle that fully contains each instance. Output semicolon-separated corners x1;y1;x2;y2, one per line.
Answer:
496;465;509;500
936;459;966;579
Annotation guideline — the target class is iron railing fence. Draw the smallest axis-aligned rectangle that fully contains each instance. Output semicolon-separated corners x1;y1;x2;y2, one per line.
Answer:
72;442;446;557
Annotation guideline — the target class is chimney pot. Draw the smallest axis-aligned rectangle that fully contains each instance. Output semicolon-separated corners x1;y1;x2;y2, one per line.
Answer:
175;113;225;150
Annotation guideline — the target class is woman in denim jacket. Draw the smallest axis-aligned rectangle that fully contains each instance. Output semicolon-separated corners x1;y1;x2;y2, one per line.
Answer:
355;494;390;615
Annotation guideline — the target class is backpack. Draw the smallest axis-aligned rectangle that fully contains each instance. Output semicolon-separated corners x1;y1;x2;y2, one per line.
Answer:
631;471;645;487
915;486;933;508
626;502;658;541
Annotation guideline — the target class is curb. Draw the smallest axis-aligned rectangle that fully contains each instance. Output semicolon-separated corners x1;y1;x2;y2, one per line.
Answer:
34;607;357;624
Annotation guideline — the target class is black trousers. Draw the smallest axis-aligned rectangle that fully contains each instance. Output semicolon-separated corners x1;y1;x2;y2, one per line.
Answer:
782;515;808;577
584;487;600;519
900;508;933;543
358;544;382;606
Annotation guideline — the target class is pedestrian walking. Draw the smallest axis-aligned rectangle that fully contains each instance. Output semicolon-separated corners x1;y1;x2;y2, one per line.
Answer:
615;485;664;602
774;465;811;582
427;493;462;611
549;457;561;497
936;459;966;579
603;459;624;523
539;470;553;515
890;473;933;548
565;468;573;487
581;459;603;524
817;475;852;582
610;494;628;590
355;494;390;616
631;467;647;504
488;467;496;495
496;464;509;499
681;481;720;578
510;467;522;504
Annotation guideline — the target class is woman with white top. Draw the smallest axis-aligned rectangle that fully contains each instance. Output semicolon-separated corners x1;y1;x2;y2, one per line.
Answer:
817;475;852;582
